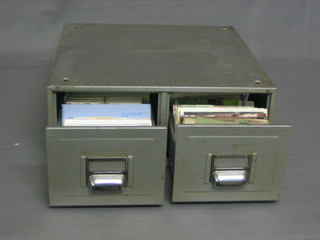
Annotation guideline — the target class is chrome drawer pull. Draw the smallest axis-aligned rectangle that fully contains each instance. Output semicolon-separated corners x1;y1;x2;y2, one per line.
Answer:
213;170;248;186
206;153;257;186
89;174;126;192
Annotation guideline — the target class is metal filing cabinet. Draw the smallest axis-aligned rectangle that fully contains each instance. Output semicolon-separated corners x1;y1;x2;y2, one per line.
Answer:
47;23;291;206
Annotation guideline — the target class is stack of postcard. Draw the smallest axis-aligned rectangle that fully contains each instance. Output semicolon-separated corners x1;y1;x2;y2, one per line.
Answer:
173;105;268;125
62;104;152;126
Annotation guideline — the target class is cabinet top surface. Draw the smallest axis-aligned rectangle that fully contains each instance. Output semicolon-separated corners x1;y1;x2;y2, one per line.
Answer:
49;23;275;90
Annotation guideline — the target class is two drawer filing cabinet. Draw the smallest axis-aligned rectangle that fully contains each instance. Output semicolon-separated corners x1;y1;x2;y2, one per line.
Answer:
47;23;291;206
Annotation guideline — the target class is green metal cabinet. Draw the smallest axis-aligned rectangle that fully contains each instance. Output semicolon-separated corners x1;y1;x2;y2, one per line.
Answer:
47;23;291;206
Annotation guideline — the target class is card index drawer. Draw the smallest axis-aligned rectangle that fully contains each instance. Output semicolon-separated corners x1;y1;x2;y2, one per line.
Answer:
171;124;291;202
47;126;167;206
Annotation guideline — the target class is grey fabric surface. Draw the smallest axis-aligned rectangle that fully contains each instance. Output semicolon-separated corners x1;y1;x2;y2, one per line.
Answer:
0;1;319;239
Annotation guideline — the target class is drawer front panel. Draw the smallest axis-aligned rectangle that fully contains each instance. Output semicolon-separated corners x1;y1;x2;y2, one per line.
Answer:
47;127;167;206
172;125;291;202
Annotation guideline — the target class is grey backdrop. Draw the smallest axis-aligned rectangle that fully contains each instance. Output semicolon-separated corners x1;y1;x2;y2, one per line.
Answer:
1;0;319;239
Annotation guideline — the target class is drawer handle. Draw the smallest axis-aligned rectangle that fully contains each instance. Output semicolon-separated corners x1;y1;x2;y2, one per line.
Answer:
213;170;248;186
89;174;126;192
206;153;257;186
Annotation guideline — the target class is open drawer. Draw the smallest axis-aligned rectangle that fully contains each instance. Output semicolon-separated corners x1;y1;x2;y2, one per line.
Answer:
171;124;291;202
47;126;167;206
